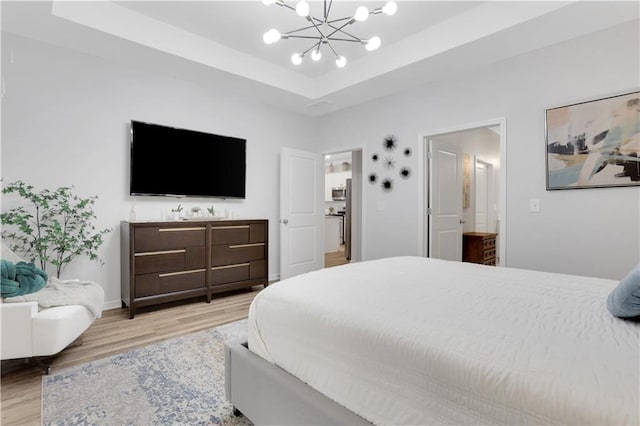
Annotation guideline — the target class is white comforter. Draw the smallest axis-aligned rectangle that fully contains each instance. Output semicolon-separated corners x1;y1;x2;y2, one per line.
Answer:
248;257;640;425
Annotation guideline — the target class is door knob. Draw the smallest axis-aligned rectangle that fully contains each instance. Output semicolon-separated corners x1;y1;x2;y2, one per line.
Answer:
459;219;465;224
282;219;289;224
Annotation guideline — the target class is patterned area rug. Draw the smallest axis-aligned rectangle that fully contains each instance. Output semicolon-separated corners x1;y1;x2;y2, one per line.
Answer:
42;319;252;425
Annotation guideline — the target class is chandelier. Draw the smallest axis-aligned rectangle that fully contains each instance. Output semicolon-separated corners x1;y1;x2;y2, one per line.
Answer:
262;0;397;68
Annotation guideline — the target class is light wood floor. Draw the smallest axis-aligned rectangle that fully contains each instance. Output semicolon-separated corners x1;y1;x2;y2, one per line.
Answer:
324;245;350;268
0;288;261;426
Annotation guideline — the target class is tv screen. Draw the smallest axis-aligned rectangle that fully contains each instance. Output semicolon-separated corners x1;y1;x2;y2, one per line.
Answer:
130;121;246;198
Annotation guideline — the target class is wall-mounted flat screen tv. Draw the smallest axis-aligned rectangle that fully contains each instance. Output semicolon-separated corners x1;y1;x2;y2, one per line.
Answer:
130;121;246;199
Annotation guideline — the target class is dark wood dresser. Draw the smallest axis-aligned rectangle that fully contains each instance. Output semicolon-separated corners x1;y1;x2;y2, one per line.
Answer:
463;232;497;266
121;219;268;318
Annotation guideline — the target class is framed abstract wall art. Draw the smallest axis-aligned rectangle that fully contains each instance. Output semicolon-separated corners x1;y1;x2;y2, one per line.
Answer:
545;91;639;190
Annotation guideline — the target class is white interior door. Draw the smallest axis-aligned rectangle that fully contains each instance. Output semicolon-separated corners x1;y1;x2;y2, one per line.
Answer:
280;147;324;280
475;160;489;232
429;140;463;261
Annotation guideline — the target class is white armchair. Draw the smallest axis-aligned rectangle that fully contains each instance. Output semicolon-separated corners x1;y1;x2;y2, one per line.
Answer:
1;242;101;370
1;301;96;360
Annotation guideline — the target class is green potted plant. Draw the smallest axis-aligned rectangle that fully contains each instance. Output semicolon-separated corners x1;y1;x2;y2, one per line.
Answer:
1;180;111;278
207;205;215;217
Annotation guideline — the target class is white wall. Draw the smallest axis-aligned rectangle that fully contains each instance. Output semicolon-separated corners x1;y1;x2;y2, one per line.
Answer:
318;21;640;280
1;34;319;306
2;18;638;312
430;128;500;234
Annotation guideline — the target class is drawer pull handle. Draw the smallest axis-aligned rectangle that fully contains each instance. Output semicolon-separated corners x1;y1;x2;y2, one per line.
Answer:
159;269;206;278
159;227;205;232
134;249;186;257
211;263;250;271
212;225;250;230
229;243;265;249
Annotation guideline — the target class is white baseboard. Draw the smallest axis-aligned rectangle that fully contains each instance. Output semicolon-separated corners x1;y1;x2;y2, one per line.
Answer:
103;299;123;311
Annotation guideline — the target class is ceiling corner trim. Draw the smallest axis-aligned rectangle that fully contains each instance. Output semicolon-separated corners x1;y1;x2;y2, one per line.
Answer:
50;0;318;100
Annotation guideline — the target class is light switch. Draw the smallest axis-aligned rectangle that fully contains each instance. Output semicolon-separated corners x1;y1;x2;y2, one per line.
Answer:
529;198;540;213
376;201;385;211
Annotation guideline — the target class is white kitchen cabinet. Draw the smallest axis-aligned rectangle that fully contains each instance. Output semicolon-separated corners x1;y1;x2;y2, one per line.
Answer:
324;216;341;253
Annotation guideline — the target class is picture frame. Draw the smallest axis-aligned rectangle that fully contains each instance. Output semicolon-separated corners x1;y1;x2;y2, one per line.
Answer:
545;90;640;190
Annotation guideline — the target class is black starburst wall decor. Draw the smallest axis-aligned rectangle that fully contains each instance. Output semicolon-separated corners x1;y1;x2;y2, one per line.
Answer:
384;156;395;170
368;135;411;193
383;135;397;151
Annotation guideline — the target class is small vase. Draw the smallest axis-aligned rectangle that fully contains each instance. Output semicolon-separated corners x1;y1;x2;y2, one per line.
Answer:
172;211;180;221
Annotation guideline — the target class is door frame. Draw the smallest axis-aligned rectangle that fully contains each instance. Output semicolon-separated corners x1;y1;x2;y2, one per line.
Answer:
474;157;493;233
417;117;507;266
323;146;365;264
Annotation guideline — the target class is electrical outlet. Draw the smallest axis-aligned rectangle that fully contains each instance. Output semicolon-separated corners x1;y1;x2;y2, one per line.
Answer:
529;198;540;213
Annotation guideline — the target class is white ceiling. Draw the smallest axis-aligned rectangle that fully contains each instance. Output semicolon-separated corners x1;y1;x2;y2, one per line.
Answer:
114;1;482;78
2;1;638;116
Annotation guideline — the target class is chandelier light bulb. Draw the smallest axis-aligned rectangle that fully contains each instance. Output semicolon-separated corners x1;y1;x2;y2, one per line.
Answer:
263;29;281;44
291;53;303;65
296;1;310;17
382;1;397;16
365;36;381;51
354;6;369;22
311;49;322;61
335;56;347;68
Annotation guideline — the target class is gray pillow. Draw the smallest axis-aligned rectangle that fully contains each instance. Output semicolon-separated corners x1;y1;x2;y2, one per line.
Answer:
607;264;640;319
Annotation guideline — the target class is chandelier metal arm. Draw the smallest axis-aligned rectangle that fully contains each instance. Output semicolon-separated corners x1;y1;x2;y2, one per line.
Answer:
325;0;333;21
305;15;325;39
326;37;363;43
325;40;339;58
278;2;296;13
302;42;321;56
326;19;356;40
285;24;316;35
326;25;361;42
286;35;326;40
326;17;353;24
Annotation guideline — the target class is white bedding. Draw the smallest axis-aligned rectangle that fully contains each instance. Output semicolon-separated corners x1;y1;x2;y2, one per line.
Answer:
248;257;640;425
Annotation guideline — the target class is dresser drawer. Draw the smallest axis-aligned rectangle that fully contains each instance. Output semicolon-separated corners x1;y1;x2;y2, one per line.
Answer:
212;243;265;266
134;247;206;275
483;248;496;260
211;226;250;245
135;270;206;298
483;238;496;249
211;223;266;245
212;263;250;285
249;259;266;280
134;226;206;252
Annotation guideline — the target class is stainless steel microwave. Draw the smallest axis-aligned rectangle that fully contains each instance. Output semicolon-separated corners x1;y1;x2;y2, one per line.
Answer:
332;187;346;201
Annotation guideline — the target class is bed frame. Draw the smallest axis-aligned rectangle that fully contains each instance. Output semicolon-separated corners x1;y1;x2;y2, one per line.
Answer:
224;339;371;425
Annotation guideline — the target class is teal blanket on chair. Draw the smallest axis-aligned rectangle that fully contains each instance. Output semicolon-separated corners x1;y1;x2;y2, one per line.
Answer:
1;260;48;297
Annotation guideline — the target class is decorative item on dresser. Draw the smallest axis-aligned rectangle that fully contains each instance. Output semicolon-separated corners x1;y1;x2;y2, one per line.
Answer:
121;219;268;318
462;232;497;266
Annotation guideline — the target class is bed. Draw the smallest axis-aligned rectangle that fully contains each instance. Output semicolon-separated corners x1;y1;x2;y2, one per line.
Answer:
225;256;640;425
